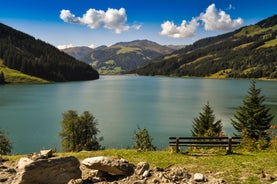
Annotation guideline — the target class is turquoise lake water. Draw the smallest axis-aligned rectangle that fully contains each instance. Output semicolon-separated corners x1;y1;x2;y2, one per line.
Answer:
1;76;277;153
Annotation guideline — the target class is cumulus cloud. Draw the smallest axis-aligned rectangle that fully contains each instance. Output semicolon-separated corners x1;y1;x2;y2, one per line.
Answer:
60;8;139;34
200;3;243;31
57;44;74;50
160;3;243;38
160;18;199;38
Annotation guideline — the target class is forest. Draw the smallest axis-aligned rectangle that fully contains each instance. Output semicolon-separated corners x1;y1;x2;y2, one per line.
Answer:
0;23;99;82
133;15;277;79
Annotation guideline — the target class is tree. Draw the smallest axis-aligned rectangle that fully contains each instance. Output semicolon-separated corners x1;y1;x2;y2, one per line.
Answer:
231;80;274;141
0;71;5;84
191;102;223;137
133;126;156;151
59;110;103;152
0;129;12;155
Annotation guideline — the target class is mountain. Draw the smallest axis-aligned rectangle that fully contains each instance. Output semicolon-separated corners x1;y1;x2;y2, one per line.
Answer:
133;14;277;79
63;40;177;74
0;23;99;83
62;46;94;64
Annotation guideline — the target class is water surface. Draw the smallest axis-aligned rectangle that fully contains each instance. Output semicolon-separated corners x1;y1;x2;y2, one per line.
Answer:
1;76;276;153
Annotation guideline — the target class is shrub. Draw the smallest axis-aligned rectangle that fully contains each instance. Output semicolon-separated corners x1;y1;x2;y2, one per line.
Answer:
133;126;156;151
0;129;12;155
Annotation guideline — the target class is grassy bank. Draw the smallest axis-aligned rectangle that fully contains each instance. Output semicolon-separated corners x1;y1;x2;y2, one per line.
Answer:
5;149;276;184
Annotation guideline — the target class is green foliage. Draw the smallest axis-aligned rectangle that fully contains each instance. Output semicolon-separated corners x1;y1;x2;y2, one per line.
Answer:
134;15;277;79
0;23;99;82
231;81;274;142
191;102;223;137
133;126;156;151
59;110;103;152
0;129;12;155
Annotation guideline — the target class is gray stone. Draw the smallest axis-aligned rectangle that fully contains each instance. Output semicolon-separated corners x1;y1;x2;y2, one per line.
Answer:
194;173;205;182
40;149;53;158
135;162;149;176
142;170;150;178
12;156;81;184
82;156;134;176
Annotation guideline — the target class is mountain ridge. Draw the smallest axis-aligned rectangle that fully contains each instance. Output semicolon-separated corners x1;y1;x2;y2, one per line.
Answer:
62;40;183;74
132;14;277;79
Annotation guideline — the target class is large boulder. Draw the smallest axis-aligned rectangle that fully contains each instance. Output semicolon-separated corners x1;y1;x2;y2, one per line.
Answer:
82;156;134;176
12;156;81;184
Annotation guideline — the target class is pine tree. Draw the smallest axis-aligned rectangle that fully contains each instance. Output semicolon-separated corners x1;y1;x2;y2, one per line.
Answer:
231;80;274;140
191;102;223;137
59;110;103;152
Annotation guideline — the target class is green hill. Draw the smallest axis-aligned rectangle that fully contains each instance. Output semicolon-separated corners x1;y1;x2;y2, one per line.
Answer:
0;23;99;83
63;40;177;75
133;14;277;79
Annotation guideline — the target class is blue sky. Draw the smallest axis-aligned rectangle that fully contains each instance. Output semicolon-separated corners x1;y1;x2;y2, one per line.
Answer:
0;0;276;48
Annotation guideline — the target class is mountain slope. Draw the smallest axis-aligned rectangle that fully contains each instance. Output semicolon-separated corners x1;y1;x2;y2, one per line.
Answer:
63;40;177;74
62;46;94;64
133;14;277;79
0;23;99;83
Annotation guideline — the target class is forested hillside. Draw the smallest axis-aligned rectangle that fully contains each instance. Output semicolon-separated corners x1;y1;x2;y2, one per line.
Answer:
63;40;177;74
0;23;99;82
133;14;277;79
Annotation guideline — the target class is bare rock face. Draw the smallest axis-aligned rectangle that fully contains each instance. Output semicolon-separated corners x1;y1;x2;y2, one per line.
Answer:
82;156;135;176
12;156;81;184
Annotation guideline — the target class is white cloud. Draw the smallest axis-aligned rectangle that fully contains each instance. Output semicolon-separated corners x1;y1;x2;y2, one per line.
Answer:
160;18;199;38
57;44;74;50
88;43;95;49
160;3;243;38
60;8;139;34
200;3;243;31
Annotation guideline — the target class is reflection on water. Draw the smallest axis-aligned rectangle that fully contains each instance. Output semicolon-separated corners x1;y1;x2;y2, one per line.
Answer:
0;76;276;153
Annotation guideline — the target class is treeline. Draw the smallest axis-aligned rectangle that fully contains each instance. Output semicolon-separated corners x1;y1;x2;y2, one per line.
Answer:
134;15;277;79
0;23;99;82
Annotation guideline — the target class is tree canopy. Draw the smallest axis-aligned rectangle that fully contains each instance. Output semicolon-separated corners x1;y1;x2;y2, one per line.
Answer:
0;129;12;155
231;81;274;141
191;102;223;137
59;110;103;152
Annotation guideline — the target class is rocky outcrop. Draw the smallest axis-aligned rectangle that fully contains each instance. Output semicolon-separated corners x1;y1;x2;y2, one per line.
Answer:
82;156;135;176
12;156;81;184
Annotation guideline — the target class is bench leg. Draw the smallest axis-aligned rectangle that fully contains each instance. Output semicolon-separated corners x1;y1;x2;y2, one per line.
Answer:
227;136;232;154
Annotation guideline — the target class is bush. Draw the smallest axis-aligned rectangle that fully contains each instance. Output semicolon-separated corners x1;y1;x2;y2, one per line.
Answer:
133;126;156;151
0;129;12;155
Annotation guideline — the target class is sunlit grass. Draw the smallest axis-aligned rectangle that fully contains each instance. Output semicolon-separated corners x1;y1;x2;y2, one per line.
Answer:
3;149;277;183
0;60;49;84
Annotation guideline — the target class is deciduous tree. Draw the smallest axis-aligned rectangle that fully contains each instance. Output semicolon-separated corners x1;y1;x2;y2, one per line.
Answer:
59;110;103;152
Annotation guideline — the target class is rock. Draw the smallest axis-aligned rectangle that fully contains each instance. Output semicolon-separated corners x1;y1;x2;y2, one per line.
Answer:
82;156;134;176
142;170;150;178
12;156;81;184
40;149;53;158
17;158;34;170
135;162;149;175
194;173;205;182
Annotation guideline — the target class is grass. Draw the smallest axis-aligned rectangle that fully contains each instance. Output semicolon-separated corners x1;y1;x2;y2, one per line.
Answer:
258;36;277;48
0;60;49;84
115;46;141;55
4;149;277;183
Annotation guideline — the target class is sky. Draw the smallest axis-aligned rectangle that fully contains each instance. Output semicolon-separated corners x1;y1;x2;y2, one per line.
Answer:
0;0;276;49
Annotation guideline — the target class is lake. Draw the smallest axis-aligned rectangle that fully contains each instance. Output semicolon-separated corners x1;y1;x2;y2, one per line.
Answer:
1;76;277;154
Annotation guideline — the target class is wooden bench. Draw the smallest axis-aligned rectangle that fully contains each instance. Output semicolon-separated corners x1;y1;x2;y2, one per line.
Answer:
169;136;241;154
